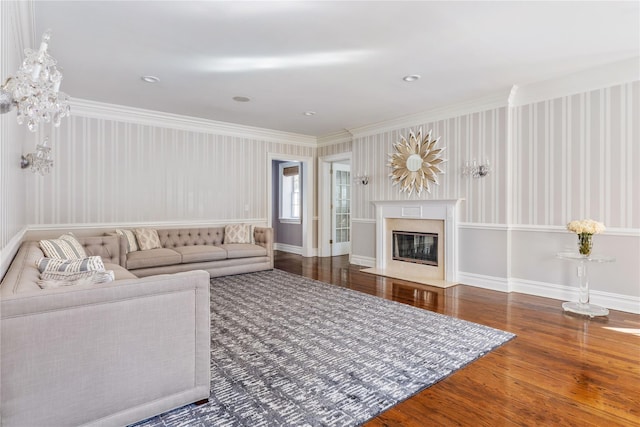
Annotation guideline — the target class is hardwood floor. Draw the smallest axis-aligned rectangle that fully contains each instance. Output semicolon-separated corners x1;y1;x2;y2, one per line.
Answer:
274;251;640;427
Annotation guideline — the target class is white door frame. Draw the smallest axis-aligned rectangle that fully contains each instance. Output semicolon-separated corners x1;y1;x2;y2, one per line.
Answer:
267;152;315;257
318;152;352;257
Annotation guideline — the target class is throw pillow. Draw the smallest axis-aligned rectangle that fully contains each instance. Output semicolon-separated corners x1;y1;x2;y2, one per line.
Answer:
36;256;105;274
134;228;162;250
225;224;250;244
38;270;115;289
116;229;139;253
39;234;87;259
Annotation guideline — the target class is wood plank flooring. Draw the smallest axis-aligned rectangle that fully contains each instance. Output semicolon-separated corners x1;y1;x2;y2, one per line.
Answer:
274;252;640;427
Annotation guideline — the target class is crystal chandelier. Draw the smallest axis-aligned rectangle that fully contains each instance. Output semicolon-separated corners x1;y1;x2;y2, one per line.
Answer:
0;30;70;131
21;137;54;176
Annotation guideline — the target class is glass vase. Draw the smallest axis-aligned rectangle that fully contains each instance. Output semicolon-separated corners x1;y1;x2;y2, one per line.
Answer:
578;233;593;257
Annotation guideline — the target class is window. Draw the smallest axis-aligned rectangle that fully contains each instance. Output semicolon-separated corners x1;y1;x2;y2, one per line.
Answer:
279;162;301;223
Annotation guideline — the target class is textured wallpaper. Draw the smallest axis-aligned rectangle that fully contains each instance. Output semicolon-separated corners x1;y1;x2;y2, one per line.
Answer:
512;82;639;229
352;107;508;224
27;117;315;226
1;2;28;253
351;81;639;231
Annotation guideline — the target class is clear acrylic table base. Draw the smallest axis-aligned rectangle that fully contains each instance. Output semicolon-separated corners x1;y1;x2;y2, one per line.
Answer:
557;254;613;318
562;301;609;317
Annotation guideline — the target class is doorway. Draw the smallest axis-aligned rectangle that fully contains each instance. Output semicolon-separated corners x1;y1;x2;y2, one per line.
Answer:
331;162;351;256
319;153;352;257
267;153;314;257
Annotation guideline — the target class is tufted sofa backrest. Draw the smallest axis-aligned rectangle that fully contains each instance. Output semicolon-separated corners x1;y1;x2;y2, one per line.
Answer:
77;236;125;266
157;227;225;249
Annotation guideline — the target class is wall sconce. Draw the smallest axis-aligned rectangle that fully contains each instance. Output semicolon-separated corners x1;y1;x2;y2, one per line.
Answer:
0;30;70;132
21;137;53;176
462;159;491;178
354;173;369;185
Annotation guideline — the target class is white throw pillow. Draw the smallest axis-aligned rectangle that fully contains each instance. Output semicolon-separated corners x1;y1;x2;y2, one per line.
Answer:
133;228;162;250
116;229;139;253
36;256;105;274
39;234;87;259
38;270;115;289
225;224;251;244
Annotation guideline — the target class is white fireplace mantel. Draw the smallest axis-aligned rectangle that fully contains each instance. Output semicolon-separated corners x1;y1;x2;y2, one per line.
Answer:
371;199;463;284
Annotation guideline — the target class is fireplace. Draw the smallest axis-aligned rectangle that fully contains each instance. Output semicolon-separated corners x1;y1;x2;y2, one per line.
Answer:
365;199;462;287
392;231;438;266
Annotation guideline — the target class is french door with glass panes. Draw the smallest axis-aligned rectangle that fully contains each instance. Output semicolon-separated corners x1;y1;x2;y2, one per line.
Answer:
332;163;351;256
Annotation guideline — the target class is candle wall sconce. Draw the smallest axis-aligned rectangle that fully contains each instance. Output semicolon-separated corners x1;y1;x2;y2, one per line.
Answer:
462;159;491;178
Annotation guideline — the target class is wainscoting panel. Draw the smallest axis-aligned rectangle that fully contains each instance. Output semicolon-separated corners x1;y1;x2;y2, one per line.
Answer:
458;227;508;278
351;220;376;259
26;114;316;227
510;230;639;298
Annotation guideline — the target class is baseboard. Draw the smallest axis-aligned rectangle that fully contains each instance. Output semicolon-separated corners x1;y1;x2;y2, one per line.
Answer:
510;277;640;314
274;243;303;255
350;255;375;268
457;272;510;293
458;271;640;314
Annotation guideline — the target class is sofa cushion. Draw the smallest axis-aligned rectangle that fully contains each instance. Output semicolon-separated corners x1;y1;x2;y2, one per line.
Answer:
105;263;138;280
126;248;181;270
220;243;268;259
173;245;227;263
39;234;87;259
134;228;162;250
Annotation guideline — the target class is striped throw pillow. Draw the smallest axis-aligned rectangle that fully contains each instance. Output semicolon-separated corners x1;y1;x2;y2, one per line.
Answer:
38;270;115;288
36;256;105;274
116;229;139;253
39;234;87;259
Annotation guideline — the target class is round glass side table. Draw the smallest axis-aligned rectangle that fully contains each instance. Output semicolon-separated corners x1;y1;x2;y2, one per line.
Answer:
556;252;615;317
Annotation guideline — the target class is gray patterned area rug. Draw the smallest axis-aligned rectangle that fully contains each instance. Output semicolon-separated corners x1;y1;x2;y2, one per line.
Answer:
135;269;515;427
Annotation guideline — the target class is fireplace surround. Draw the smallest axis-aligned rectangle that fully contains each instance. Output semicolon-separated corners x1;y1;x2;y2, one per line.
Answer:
364;199;462;287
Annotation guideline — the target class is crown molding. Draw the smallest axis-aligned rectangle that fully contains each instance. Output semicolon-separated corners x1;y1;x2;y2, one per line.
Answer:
70;98;318;147
317;130;353;147
512;57;640;107
348;90;511;139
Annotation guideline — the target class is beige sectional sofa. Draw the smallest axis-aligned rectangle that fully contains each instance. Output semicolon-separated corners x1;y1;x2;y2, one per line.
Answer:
122;226;273;277
0;226;273;426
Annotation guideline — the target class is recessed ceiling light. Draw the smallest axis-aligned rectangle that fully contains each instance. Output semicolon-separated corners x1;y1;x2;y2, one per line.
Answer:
303;111;316;116
402;74;421;82
232;96;251;102
141;75;160;83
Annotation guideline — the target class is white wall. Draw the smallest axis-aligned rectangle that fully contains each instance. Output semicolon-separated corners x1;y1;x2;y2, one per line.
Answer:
352;106;509;223
26;100;316;229
511;83;638;229
0;1;31;277
348;71;640;313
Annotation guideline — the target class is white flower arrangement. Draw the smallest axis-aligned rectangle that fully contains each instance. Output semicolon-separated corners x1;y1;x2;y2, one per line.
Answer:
567;219;606;235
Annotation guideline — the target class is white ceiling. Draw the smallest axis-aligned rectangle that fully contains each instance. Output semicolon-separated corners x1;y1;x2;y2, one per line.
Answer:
33;1;639;137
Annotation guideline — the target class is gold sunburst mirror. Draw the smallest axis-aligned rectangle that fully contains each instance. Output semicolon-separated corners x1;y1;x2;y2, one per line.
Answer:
388;128;446;196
